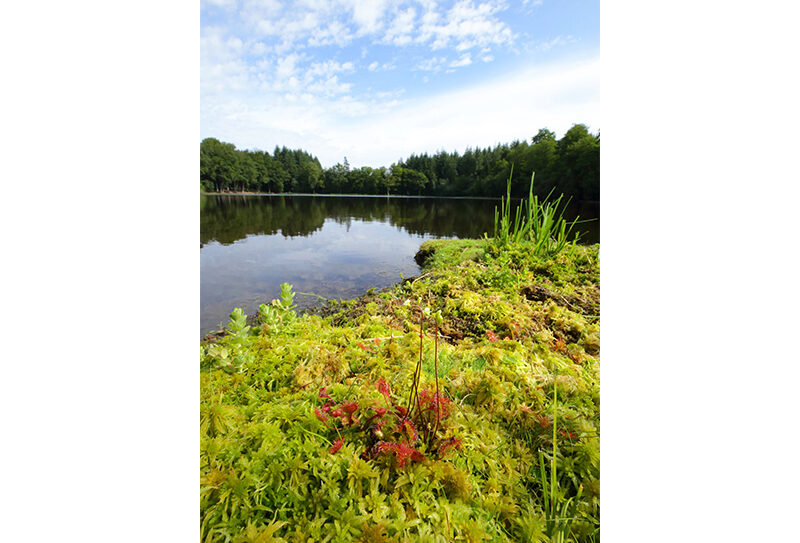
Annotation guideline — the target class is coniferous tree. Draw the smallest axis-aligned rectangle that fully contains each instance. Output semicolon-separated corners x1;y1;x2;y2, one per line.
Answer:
200;125;599;200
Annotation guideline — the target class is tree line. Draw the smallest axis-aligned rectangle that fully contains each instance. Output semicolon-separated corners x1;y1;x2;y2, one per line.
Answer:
200;123;599;200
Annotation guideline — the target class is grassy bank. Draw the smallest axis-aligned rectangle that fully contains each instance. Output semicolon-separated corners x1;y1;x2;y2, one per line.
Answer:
200;235;599;542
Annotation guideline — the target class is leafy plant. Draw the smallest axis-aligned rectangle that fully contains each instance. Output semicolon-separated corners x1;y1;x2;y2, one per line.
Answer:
258;282;297;330
201;308;256;372
278;282;296;312
228;307;251;336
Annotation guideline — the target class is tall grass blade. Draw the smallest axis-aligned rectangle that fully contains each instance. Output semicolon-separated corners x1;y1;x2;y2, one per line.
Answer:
491;168;583;257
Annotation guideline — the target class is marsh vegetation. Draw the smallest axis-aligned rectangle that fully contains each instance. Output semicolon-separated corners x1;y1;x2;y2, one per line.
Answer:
200;180;600;541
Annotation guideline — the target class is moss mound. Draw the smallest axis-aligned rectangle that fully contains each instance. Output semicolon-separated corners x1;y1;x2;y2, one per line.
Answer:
201;239;600;542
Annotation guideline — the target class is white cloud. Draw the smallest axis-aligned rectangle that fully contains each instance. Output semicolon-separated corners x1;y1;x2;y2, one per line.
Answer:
307;76;352;96
537;35;576;52
201;26;254;94
449;52;472;67
325;57;600;166
239;0;385;49
201;26;243;64
367;61;396;72
419;0;513;51
308;19;355;47
200;1;597;169
275;52;303;81
202;56;600;168
347;0;390;35
215;0;514;57
307;60;354;78
241;0;282;12
382;6;417;46
417;56;448;72
203;19;359;99
202;0;238;9
250;41;268;55
375;89;405;99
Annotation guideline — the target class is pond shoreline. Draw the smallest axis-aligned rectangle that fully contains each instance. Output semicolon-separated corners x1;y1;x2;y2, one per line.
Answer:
202;191;501;200
202;194;578;336
201;264;422;343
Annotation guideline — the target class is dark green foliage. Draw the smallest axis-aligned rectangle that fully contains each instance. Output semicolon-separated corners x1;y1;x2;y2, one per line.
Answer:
200;195;505;248
200;124;599;201
201;139;324;194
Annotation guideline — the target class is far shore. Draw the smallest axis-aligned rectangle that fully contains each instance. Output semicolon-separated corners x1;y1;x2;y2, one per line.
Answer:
203;191;501;201
202;192;601;204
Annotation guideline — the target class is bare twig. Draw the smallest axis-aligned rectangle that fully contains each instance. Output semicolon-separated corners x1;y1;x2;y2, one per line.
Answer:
411;272;432;285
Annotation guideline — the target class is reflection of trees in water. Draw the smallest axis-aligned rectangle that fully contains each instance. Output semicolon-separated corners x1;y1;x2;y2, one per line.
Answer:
200;195;504;246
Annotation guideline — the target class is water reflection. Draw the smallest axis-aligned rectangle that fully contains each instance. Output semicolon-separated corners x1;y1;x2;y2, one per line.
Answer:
201;195;506;246
200;195;598;336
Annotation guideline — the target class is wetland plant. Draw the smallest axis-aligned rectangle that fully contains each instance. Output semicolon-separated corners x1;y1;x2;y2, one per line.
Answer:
257;282;297;329
200;242;601;540
492;168;582;256
539;368;583;543
315;301;460;467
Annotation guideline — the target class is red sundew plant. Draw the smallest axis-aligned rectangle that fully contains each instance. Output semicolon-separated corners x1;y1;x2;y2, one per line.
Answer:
366;441;425;467
536;414;551;428
313;304;460;466
437;436;463;457
376;377;391;401
329;438;344;454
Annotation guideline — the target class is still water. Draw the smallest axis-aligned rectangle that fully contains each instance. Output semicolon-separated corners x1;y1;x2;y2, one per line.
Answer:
200;194;599;336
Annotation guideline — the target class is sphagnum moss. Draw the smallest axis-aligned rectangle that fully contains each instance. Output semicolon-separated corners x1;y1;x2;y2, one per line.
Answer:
201;239;599;542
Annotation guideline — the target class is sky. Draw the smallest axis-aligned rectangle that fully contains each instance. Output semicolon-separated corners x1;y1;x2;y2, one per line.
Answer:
201;0;600;168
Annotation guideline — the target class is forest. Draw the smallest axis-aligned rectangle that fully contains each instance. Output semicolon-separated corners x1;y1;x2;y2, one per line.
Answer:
200;124;599;201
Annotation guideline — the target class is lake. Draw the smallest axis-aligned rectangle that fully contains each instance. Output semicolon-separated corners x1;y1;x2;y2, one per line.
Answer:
200;194;599;336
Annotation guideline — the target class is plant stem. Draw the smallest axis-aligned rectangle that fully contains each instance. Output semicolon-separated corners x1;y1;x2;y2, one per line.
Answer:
405;306;425;419
552;368;558;521
414;309;424;417
432;322;440;446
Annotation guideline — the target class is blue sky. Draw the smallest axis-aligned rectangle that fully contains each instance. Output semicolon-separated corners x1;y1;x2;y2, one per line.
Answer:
201;0;599;167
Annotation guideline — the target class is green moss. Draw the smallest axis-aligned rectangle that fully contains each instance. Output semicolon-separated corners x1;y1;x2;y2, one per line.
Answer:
201;239;600;542
415;239;488;270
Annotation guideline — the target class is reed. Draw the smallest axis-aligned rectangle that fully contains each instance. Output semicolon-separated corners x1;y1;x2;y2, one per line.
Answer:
492;169;582;257
538;368;585;542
